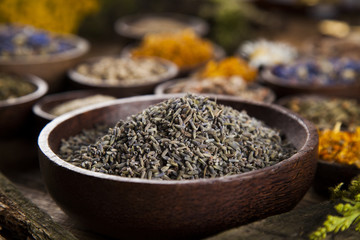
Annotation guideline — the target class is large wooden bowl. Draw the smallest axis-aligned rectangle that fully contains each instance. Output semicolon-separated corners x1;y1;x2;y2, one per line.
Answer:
0;34;89;92
38;94;318;240
68;56;179;97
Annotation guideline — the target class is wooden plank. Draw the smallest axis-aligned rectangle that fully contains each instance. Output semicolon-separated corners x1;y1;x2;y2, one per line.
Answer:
0;171;78;240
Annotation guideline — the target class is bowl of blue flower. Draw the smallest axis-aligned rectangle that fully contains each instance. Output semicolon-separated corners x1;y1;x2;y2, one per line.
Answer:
0;24;89;92
261;57;360;99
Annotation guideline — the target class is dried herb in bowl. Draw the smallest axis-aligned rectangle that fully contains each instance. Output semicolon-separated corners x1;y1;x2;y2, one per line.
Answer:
131;29;213;69
59;94;296;180
0;24;76;59
272;58;360;86
0;73;36;101
196;57;257;82
74;57;169;86
165;76;273;102
282;96;360;131
318;124;360;168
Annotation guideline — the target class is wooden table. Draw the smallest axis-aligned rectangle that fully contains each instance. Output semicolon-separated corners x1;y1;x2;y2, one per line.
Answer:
5;166;359;240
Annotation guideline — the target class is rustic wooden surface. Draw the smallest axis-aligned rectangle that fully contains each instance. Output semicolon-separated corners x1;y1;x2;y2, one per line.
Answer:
3;167;358;240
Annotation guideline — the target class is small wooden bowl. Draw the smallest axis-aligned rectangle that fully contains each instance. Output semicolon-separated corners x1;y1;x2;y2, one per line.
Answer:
68;56;179;97
0;34;89;93
261;68;360;99
0;73;48;137
114;12;209;40
0;73;48;170
313;160;360;197
121;43;226;76
38;94;318;240
32;90;121;130
154;78;276;103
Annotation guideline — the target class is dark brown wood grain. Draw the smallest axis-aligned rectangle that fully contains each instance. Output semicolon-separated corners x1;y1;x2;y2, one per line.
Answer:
38;94;318;240
0;171;78;240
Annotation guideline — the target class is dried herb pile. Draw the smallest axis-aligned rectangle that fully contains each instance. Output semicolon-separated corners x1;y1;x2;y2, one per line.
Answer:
0;73;35;101
59;94;296;180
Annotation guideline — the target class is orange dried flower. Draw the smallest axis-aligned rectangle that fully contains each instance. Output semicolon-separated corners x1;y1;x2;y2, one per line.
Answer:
131;29;213;68
199;57;257;82
318;125;360;168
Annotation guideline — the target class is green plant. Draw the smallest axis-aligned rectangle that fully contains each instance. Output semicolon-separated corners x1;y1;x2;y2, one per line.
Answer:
309;175;360;240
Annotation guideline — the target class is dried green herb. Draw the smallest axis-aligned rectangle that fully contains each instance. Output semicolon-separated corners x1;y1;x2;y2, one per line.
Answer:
59;94;296;180
0;73;35;101
284;97;360;131
309;175;360;240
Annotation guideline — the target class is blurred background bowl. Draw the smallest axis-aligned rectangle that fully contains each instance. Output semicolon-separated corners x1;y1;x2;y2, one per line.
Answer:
0;73;48;137
38;94;318;240
313;159;360;197
0;72;48;171
114;12;209;40
33;89;121;130
121;43;225;76
261;67;360;99
0;34;89;93
68;56;179;97
155;77;276;103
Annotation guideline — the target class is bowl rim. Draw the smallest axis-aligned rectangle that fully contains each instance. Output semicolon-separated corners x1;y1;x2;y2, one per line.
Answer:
0;33;90;65
68;55;179;88
154;77;277;103
38;94;318;185
0;73;48;107
33;89;119;121
114;12;209;39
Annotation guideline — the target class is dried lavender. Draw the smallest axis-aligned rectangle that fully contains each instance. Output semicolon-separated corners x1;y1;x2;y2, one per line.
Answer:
59;94;296;180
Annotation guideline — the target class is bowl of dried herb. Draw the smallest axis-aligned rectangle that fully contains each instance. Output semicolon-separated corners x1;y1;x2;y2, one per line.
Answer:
121;29;225;75
68;56;179;97
261;58;360;99
38;94;318;240
0;72;48;137
0;72;48;170
0;24;89;92
32;90;120;129
155;78;276;103
114;12;209;40
277;95;360;196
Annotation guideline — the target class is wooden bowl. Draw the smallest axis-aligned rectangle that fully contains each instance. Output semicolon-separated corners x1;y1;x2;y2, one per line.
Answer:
154;78;276;103
313;160;360;197
114;12;209;40
68;56;179;97
0;73;48;170
32;90;121;130
0;73;48;137
38;94;318;240
0;34;89;93
261;67;360;99
121;43;226;76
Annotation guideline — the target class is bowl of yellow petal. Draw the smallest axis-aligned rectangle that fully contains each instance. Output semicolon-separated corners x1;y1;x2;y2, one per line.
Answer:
121;29;225;75
314;128;360;196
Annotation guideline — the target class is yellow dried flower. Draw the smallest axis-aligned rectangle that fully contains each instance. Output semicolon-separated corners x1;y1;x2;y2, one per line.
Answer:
0;0;99;33
198;57;257;82
131;29;214;68
318;125;360;168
